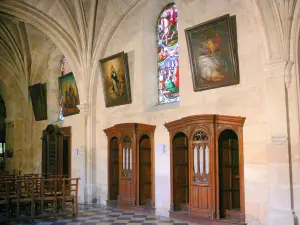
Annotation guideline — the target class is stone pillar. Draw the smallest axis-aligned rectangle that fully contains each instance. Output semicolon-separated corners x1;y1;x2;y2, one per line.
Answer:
77;103;92;203
264;61;295;225
4;118;14;171
47;63;61;124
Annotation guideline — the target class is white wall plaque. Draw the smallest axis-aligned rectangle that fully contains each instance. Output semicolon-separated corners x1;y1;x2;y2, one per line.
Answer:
157;144;167;155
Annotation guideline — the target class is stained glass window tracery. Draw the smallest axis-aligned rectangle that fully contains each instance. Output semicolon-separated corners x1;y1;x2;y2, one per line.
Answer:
157;3;179;104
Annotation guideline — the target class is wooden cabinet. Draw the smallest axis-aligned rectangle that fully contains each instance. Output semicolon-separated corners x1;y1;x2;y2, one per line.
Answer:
165;115;245;224
42;124;71;177
104;123;156;210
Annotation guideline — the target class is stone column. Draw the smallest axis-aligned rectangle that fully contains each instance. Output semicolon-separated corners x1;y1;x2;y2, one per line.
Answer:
47;63;61;124
77;103;92;203
264;61;295;225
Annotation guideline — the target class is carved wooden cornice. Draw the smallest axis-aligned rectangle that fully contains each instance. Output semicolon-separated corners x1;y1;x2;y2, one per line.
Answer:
103;123;156;137
164;114;245;132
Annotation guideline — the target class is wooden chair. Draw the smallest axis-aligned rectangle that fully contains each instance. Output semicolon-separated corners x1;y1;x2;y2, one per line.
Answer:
39;178;59;217
12;179;35;220
58;178;80;217
0;180;12;222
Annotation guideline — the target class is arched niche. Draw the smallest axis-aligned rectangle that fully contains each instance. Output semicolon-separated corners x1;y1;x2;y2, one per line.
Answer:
42;124;71;178
138;134;152;206
109;137;119;201
218;129;240;220
104;123;156;211
172;132;189;212
165;115;245;224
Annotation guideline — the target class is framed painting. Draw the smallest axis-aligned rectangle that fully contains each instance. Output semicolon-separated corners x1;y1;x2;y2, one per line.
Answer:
99;51;132;107
59;72;80;116
185;14;239;91
29;83;47;121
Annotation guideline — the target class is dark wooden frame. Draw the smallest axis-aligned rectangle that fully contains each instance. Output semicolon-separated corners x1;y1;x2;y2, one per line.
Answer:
61;126;72;178
104;123;156;210
185;14;239;92
29;83;47;121
42;125;72;178
99;52;132;108
164;115;245;224
58;72;80;117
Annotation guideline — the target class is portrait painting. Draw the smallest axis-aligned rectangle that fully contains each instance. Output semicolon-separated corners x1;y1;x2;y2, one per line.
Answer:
185;14;239;91
99;51;132;107
29;83;47;121
59;72;80;116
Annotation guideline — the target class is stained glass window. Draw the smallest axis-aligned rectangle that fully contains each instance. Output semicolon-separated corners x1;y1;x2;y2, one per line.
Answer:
157;3;179;104
59;57;66;121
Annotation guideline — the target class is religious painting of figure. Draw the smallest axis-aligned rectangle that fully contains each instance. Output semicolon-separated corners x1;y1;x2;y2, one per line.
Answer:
58;72;80;116
99;52;132;107
29;83;47;121
157;3;179;104
185;14;240;91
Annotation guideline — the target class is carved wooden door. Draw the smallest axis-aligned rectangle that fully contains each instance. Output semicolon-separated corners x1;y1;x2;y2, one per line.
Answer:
139;135;151;206
190;130;213;218
119;135;135;206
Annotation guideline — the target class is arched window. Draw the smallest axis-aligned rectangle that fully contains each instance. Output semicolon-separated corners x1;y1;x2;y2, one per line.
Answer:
59;56;66;121
157;3;179;104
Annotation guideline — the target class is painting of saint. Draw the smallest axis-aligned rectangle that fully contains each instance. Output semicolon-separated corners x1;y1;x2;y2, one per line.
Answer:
59;72;80;116
99;52;131;107
185;14;239;91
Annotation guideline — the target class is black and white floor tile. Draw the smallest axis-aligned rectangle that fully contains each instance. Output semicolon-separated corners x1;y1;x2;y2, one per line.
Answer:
12;205;197;225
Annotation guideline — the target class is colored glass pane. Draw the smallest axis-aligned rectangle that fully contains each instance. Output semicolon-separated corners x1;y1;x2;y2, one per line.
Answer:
157;3;179;104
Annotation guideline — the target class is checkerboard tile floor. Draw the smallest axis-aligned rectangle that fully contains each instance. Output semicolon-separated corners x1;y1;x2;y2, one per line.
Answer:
12;205;198;225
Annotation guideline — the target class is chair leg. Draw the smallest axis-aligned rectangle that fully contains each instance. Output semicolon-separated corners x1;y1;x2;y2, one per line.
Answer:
5;201;9;220
16;202;20;220
72;199;75;217
54;200;57;218
75;197;78;217
31;201;35;220
41;200;44;215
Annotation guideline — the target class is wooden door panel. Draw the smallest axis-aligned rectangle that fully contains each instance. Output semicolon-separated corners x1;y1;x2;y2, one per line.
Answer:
190;185;212;218
120;178;134;205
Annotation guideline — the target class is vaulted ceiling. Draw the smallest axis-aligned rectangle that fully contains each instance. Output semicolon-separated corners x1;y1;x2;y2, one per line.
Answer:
0;0;140;105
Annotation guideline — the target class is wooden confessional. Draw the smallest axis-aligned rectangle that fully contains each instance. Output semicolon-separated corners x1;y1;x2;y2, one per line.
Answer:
104;123;155;210
164;115;245;224
42;124;71;177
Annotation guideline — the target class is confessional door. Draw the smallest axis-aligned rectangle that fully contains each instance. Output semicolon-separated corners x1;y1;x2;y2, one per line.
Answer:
139;135;152;206
219;130;240;220
42;125;71;177
119;135;135;206
173;133;189;212
109;137;119;201
190;130;213;218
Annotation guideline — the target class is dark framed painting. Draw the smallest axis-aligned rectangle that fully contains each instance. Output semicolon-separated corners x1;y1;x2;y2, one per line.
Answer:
99;51;132;107
59;72;80;116
185;14;239;91
29;83;47;121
